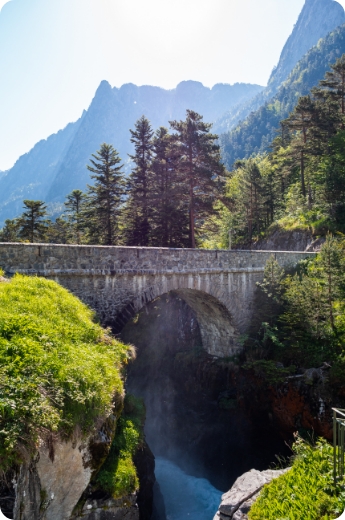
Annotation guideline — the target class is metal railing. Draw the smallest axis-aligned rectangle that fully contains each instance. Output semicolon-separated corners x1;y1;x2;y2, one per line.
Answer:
333;408;345;482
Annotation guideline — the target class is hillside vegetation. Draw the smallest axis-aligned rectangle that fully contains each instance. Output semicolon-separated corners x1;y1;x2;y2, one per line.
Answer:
0;274;131;471
249;437;345;520
204;51;345;250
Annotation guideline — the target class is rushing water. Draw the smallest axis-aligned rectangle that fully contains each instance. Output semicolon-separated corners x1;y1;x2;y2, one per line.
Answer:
154;457;223;520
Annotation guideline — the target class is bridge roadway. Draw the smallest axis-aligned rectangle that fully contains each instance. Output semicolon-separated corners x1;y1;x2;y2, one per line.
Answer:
0;244;315;358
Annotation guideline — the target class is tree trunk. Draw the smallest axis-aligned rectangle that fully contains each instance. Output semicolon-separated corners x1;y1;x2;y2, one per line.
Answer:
300;150;306;197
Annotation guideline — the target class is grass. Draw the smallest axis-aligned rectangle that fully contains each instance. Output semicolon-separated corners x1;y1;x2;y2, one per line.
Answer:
96;395;145;498
0;274;131;471
249;437;345;520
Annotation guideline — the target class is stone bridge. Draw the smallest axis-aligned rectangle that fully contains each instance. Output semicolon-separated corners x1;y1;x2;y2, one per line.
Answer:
0;244;316;357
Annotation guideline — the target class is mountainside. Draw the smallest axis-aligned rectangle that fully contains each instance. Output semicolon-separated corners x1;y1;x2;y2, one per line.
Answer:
0;81;262;225
269;0;345;92
220;23;345;169
214;0;345;136
0;117;83;224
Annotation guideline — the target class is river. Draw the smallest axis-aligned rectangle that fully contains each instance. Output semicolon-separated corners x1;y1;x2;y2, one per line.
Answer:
154;457;222;520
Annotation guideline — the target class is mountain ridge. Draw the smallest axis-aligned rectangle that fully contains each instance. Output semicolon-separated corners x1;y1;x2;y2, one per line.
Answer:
220;23;345;169
214;0;345;135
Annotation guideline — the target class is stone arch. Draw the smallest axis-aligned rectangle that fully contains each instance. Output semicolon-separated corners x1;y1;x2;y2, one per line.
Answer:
110;274;241;358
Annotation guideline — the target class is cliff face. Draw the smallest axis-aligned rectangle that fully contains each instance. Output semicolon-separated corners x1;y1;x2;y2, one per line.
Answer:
13;436;94;520
4;415;154;520
268;0;345;93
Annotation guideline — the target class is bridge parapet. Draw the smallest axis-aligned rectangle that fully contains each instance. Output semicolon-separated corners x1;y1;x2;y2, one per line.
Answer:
0;243;316;276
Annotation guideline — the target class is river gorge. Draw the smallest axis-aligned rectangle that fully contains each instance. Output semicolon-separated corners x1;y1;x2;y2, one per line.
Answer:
121;292;293;520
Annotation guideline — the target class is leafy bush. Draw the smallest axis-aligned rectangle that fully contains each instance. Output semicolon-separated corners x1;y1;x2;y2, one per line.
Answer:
0;275;131;470
96;395;145;498
249;437;345;520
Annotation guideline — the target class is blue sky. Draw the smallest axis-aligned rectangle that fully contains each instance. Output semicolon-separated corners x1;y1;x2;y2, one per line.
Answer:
0;0;310;170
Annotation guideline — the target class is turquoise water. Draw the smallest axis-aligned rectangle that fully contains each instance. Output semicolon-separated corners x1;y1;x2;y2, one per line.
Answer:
155;457;222;520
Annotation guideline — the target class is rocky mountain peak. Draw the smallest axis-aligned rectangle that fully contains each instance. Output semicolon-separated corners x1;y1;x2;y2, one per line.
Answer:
268;0;345;91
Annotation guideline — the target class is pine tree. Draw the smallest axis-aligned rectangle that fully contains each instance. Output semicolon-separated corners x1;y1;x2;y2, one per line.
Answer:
84;144;125;245
18;200;49;243
125;116;154;246
64;189;85;244
0;219;20;242
149;127;189;247
320;131;345;229
170;110;225;248
243;160;264;241
283;96;316;197
46;216;70;244
315;234;345;331
318;54;345;122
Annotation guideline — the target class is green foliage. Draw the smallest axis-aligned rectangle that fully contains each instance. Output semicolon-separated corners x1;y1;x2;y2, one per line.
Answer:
243;360;295;384
96;395;145;498
248;237;345;368
249;437;345;520
258;255;285;303
213;49;345;247
278;236;345;365
125;116;154;247
0;219;20;243
84;144;126;245
149;127;190;248
64;190;85;244
45;216;71;244
0;275;130;471
18;200;49;243
169;110;226;248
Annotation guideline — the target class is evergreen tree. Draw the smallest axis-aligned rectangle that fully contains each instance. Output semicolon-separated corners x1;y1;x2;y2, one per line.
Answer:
85;144;125;245
0;219;20;242
283;96;316;197
170;110;225;248
318;54;345;121
64;189;85;244
46;216;70;244
319;131;345;229
149;127;189;247
125;116;154;246
18;200;49;243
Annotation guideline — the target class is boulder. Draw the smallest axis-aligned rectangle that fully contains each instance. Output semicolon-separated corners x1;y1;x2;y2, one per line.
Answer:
213;467;290;520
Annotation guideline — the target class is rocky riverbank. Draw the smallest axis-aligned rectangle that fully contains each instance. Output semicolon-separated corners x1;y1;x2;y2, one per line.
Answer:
213;468;290;520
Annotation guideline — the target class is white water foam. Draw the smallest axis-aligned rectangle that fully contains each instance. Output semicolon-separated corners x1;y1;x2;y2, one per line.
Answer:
155;457;222;520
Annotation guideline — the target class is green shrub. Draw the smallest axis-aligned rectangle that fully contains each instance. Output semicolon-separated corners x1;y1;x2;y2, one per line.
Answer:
0;275;131;471
96;395;145;498
243;360;295;384
249;437;345;520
